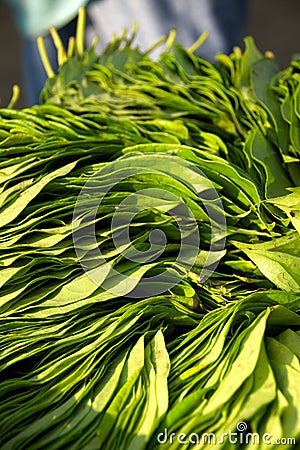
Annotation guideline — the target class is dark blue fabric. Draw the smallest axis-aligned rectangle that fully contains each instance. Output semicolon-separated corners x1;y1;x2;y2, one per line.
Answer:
211;0;249;51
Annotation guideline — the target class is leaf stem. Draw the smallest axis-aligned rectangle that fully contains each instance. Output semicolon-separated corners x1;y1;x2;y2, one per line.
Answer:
37;36;55;78
76;7;86;56
7;84;20;108
50;27;67;66
188;31;209;54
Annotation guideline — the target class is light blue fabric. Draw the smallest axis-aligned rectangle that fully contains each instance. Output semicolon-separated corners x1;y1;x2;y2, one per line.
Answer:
4;0;89;37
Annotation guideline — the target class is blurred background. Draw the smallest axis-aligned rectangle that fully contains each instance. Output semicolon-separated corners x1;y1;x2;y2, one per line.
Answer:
1;0;300;108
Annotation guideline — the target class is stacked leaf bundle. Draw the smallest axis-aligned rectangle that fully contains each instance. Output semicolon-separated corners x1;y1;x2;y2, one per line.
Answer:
1;10;300;449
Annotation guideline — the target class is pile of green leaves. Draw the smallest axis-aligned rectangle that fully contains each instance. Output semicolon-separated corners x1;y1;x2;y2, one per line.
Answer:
0;9;300;449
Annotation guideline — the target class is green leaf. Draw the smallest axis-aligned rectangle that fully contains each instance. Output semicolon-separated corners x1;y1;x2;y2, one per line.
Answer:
202;311;268;415
232;233;300;291
267;187;300;234
0;161;77;228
